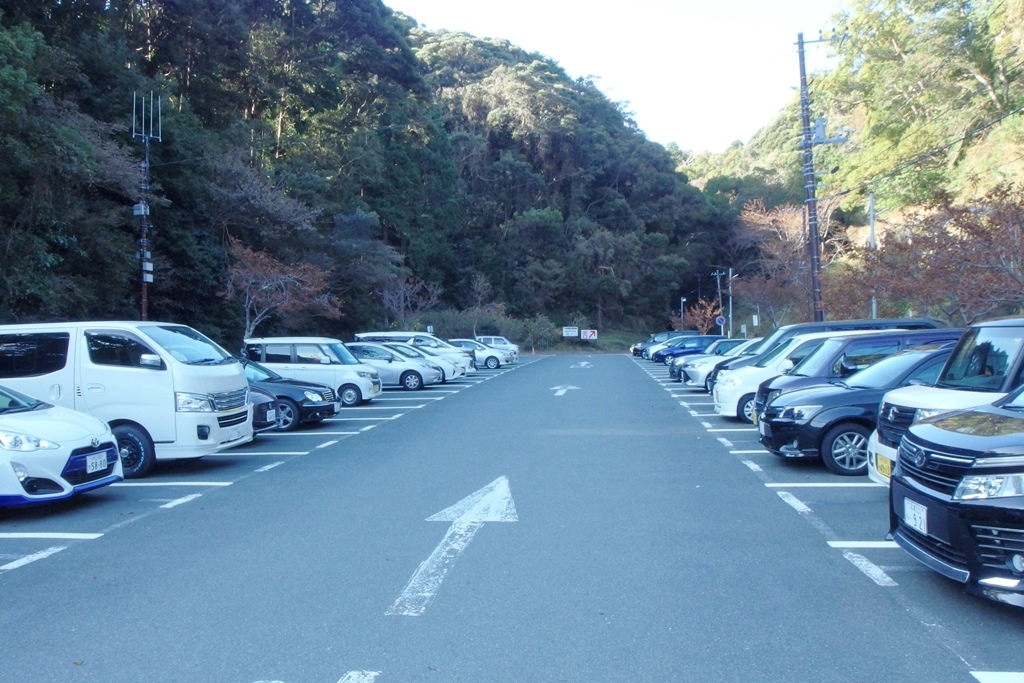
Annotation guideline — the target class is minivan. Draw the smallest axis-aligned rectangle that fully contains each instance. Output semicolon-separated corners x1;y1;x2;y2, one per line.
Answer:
0;321;253;478
243;337;382;407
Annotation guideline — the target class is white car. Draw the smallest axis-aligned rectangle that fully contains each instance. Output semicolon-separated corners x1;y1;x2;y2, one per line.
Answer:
476;335;520;362
672;337;760;387
348;342;443;390
354;332;474;375
383;343;464;382
714;330;887;422
448;338;512;369
0;384;123;506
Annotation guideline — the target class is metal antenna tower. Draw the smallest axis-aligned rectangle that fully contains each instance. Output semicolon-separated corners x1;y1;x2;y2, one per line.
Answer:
132;92;161;320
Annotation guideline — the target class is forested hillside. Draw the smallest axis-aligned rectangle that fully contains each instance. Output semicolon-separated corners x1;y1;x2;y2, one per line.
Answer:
0;0;736;345
3;0;1022;345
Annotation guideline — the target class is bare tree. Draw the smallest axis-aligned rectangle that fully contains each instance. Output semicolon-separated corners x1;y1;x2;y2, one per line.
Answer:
377;277;443;329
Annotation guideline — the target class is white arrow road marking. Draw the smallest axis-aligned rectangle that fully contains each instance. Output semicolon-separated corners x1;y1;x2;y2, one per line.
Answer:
337;672;380;683
570;361;593;368
387;476;517;617
549;385;579;396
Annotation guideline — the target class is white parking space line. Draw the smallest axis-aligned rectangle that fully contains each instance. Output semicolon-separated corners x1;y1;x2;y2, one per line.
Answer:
316;440;339;449
707;428;756;432
743;461;763;472
264;431;359;436
766;482;886;488
360;425;378;432
842;551;898;586
160;494;202;509
331;416;401;421
777;491;813;513
0;546;66;571
829;541;899;549
730;449;768;454
717;437;734;448
112;482;232;487
971;673;1024;682
215;451;308;456
255;462;285;472
0;532;103;540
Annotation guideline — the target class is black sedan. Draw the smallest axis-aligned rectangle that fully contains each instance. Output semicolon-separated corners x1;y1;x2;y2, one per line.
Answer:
250;385;281;434
890;385;1024;608
757;344;951;476
242;359;339;432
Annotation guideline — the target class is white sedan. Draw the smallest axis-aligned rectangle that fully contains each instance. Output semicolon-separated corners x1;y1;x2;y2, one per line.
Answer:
0;384;123;506
448;338;512;369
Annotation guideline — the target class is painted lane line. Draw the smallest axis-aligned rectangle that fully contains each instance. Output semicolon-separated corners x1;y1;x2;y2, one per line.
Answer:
972;673;1024;682
0;532;103;540
842;551;898;586
387;476;517;617
700;421;713;428
766;482;886;488
731;449;769;454
690;413;719;417
112;481;232;487
717;437;734;448
0;546;66;571
829;541;900;549
337;672;381;683
217;451;308;456
160;493;202;509
777;491;812;514
316;440;340;449
361;425;379;431
264;431;359;436
743;461;763;472
255;461;285;472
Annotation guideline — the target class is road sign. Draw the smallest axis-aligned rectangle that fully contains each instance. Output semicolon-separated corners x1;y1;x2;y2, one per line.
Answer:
581;329;597;340
715;316;726;326
562;326;579;337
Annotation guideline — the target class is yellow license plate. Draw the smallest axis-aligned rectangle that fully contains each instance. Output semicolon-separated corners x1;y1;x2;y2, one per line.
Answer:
877;455;892;478
752;412;758;426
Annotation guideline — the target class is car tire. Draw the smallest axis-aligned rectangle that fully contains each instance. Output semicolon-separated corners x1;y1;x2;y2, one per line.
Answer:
338;384;362;407
114;424;156;479
276;398;300;431
485;356;500;370
400;371;424;391
738;394;756;423
821;423;870;476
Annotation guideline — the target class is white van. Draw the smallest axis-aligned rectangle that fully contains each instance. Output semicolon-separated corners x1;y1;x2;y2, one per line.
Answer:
243;337;382;407
868;318;1024;484
0;322;253;478
353;332;473;376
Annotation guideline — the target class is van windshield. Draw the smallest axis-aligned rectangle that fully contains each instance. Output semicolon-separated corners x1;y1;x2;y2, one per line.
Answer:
145;325;234;365
935;326;1024;392
790;338;848;377
754;338;800;368
326;342;361;365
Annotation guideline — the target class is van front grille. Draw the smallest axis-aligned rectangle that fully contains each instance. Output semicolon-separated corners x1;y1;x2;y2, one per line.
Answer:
211;387;248;411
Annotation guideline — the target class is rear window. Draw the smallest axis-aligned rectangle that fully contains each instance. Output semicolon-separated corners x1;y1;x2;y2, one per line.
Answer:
0;332;70;378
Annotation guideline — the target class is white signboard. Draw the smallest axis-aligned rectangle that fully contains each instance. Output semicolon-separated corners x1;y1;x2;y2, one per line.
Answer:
562;326;579;337
580;329;597;340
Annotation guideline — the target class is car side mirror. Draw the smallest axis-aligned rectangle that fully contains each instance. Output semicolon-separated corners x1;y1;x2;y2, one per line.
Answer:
779;359;794;372
838;359;858;377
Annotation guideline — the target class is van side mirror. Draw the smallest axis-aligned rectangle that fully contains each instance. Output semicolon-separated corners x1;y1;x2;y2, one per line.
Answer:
139;353;163;368
780;359;794;372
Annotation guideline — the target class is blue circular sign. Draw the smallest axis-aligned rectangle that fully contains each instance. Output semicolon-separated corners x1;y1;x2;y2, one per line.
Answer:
715;316;726;326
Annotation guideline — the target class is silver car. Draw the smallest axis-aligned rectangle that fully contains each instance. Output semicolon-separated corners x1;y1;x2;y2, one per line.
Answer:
348;342;443;390
382;343;462;383
448;338;512;369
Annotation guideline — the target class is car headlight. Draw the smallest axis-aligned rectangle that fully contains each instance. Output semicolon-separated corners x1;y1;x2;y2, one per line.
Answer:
913;407;948;423
954;473;1024;500
176;392;215;412
304;390;322;402
687;360;710;369
721;373;745;387
778;405;822;421
357;370;376;379
0;430;59;451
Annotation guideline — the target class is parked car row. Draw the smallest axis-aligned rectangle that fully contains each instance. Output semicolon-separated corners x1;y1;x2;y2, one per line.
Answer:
661;315;1024;608
0;321;517;504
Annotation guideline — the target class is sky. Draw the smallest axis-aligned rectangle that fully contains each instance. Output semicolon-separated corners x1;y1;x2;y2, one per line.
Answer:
383;0;846;153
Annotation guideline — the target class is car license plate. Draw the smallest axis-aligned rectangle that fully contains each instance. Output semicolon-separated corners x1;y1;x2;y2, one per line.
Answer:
904;497;928;535
758;420;768;437
876;455;892;479
86;452;107;474
752;411;758;426
266;408;276;421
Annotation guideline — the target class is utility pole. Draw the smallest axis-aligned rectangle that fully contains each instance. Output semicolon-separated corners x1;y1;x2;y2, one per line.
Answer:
727;267;734;338
132;92;161;320
797;33;846;323
712;269;724;335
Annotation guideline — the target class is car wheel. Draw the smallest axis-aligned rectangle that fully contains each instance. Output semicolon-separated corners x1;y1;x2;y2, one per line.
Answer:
821;423;870;476
485;356;500;369
113;424;155;479
401;371;424;391
738;394;756;423
276;397;300;431
338;384;362;407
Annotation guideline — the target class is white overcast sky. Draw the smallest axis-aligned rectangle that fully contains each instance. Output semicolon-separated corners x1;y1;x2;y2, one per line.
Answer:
384;0;845;153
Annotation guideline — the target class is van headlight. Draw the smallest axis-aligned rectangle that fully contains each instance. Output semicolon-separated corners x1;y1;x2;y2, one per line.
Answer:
357;370;377;379
778;405;821;421
913;407;948;423
0;430;59;451
176;392;215;412
721;373;745;387
954;474;1024;500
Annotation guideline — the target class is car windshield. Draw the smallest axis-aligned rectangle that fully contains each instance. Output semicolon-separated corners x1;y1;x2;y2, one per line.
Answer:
326;342;360;365
0;384;45;414
387;344;424;359
935;326;1024;391
790;338;848;377
754;337;801;368
243;360;281;382
844;349;934;389
144;325;234;365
